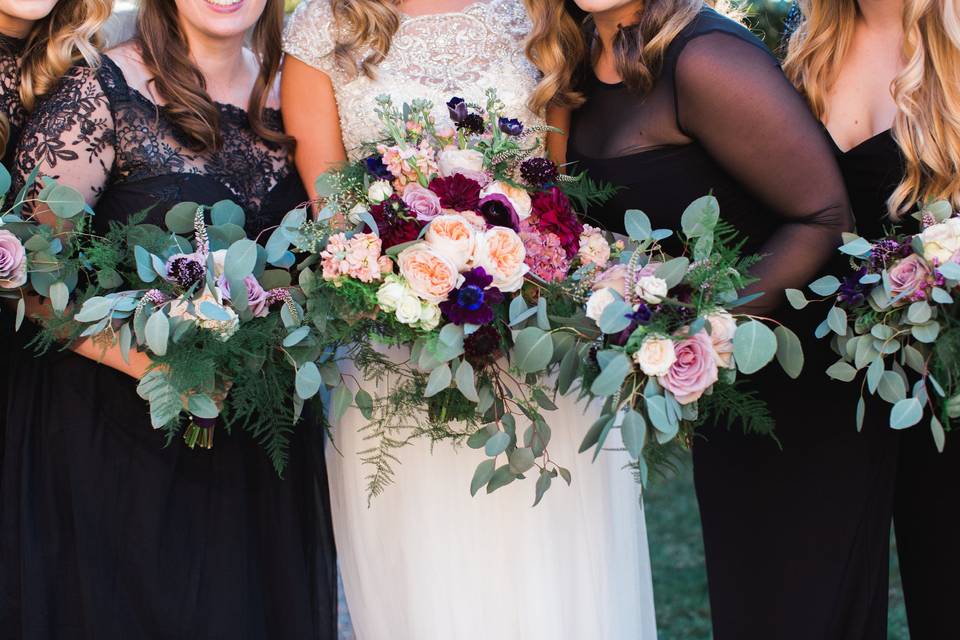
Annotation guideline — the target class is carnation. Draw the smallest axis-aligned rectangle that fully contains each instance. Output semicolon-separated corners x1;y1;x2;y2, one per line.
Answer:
529;187;583;258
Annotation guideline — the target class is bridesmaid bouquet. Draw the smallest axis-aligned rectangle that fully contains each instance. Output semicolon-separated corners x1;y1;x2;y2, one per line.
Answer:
789;201;960;449
48;202;309;474
0;164;92;328
548;197;804;481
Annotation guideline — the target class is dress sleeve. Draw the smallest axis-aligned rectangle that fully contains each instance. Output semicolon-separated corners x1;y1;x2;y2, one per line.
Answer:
13;65;115;207
282;0;343;81
674;31;852;315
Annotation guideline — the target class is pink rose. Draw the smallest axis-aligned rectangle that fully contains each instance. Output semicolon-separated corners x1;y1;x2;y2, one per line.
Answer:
397;243;463;303
592;264;627;296
218;274;271;318
658;331;719;405
0;229;27;289
888;254;931;304
424;214;477;270
705;311;737;369
474;227;529;292
402;183;443;222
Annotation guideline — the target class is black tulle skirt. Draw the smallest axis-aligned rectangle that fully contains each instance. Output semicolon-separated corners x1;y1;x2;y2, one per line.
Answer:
1;328;337;639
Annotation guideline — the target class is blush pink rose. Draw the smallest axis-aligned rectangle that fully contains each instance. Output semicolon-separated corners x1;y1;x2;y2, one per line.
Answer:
592;264;627;296
658;331;719;405
397;243;463;303
424;214;477;270
888;254;931;304
474;226;529;292
0;229;27;289
402;183;443;222
218;274;271;318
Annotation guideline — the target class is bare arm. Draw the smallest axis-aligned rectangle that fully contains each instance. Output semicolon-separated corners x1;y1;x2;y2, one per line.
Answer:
546;105;570;166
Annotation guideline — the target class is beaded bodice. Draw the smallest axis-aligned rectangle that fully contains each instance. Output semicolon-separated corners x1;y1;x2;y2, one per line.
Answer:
283;0;543;159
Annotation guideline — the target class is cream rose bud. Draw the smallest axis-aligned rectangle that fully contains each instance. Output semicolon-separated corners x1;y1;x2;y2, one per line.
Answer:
920;217;960;264
474;226;529;292
376;276;408;312
424;214;477;270
480;181;532;220
705;311;737;369
418;302;442;331
585;288;616;323
210;249;228;279
634;336;677;377
437;148;485;177
395;293;424;325
634;275;668;304
367;180;394;204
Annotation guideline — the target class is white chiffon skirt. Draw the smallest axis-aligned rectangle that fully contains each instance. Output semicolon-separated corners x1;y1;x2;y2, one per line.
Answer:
329;352;658;640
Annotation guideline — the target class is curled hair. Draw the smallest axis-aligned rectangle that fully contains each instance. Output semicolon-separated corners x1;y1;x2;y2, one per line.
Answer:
135;0;293;152
329;0;402;80
523;0;705;113
784;0;960;218
1;0;109;152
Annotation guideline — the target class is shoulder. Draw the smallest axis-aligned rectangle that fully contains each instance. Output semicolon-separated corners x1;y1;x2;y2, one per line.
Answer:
668;8;775;70
477;0;533;39
283;0;338;69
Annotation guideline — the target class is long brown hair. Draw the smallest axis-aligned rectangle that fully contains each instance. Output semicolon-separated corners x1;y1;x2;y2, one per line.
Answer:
783;0;960;218
1;0;109;153
134;0;292;152
524;0;705;113
329;0;402;80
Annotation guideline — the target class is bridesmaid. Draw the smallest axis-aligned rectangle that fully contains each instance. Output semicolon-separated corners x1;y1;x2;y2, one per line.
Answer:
784;1;960;638
1;0;337;637
522;2;904;639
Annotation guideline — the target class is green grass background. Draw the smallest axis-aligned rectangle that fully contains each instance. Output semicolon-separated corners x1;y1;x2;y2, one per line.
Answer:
645;463;909;639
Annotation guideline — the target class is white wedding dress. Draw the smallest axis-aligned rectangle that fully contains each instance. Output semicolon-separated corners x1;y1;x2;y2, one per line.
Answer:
283;2;657;638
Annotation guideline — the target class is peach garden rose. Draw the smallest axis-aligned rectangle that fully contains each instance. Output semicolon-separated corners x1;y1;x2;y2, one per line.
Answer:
424;214;477;270
397;243;463;303
474;226;529;292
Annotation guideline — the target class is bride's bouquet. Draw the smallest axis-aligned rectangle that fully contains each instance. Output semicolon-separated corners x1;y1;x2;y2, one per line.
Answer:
789;201;960;449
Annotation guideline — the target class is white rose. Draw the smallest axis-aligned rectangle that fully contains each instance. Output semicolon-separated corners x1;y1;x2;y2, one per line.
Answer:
634;336;677;377
418;302;442;331
480;181;532;220
634;275;669;304
920;217;960;265
395;293;424;325
585;288;616;323
704;311;737;369
367;180;394;204
376;276;408;312
474;226;529;293
348;203;369;224
437;148;485;177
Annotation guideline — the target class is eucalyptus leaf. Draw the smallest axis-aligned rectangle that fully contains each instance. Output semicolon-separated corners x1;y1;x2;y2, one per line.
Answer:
187;394;220;419
14;297;24;331
839;237;873;256
827;306;848;336
624;209;652;241
533;469;553;507
470;459;496;497
425;363;453;397
485;431;511;457
680;195;720;238
455;359;479;402
808;275;841;296
598;299;634;334
590;353;632;397
165;202;199;234
856;396;865;432
467;426;493;449
486;465;516;493
224;238;258;281
134;245;157;283
937;262;960;280
331;384;353;424
784;288;808;310
911;321;940;343
621;409;646;459
931;416;946;453
508;448;536;474
655;257;690;289
211;200;245;227
907;301;932;325
513;327;554;373
733;320;778;374
890;398;923;429
48;281;69;314
144;310;170;356
866;357;884;394
295;362;322;400
774;325;804;379
825;360;858;382
579;414;612;453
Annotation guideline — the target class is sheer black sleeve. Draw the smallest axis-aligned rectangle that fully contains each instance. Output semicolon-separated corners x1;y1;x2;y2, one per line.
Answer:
13;65;116;206
674;31;852;315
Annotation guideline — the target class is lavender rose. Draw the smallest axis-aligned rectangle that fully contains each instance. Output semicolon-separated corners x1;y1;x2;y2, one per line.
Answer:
402;183;443;221
888;254;931;304
0;229;27;289
218;274;271;318
658;331;719;405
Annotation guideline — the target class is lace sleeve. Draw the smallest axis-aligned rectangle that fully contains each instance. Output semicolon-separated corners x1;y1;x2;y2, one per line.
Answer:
13;65;115;206
674;31;852;314
282;0;343;81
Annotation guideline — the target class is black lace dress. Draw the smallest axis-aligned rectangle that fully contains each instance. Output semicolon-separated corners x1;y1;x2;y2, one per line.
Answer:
1;56;337;639
568;9;898;639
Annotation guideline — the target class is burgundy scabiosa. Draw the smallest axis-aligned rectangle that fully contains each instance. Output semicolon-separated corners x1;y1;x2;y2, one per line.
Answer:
520;157;559;187
529;187;583;258
439;267;504;326
429;174;482;212
464;324;502;366
369;195;423;250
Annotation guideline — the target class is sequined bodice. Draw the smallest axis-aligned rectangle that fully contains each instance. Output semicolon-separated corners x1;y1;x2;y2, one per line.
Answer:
283;0;543;159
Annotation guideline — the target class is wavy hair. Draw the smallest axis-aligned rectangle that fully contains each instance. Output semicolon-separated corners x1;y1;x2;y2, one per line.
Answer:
784;0;960;218
524;0;713;113
134;0;292;152
327;0;402;79
1;0;109;153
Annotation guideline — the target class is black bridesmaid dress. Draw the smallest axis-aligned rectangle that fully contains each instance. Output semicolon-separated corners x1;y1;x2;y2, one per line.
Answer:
568;9;897;639
1;56;337;639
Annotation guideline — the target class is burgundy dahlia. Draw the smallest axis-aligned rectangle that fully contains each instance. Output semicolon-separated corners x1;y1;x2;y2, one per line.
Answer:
520;157;559;187
369;195;423;250
428;174;482;212
529;187;583;258
439;267;504;326
464;324;502;366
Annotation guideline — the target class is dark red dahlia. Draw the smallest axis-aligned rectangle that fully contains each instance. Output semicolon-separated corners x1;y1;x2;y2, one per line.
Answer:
428;174;482;212
464;324;503;366
369;195;423;250
439;267;504;326
529;186;583;258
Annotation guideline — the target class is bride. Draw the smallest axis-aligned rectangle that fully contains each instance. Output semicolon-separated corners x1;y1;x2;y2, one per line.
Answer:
281;1;657;638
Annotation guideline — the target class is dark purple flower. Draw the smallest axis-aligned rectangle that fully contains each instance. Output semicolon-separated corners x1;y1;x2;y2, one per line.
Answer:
447;97;468;123
838;267;870;305
165;253;205;289
428;174;482;212
364;154;392;180
457;113;486;135
439;267;504;326
464;324;502;366
628;304;653;325
478;193;520;231
869;238;913;271
520;157;559;187
369;195;423;250
498;117;524;136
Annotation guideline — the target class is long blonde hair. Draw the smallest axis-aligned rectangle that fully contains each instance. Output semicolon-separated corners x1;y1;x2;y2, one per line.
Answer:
329;0;402;79
1;0;110;153
783;0;960;218
524;0;708;113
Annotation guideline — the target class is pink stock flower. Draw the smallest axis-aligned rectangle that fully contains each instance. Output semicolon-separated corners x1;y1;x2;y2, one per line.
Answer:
658;331;719;405
320;232;387;283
